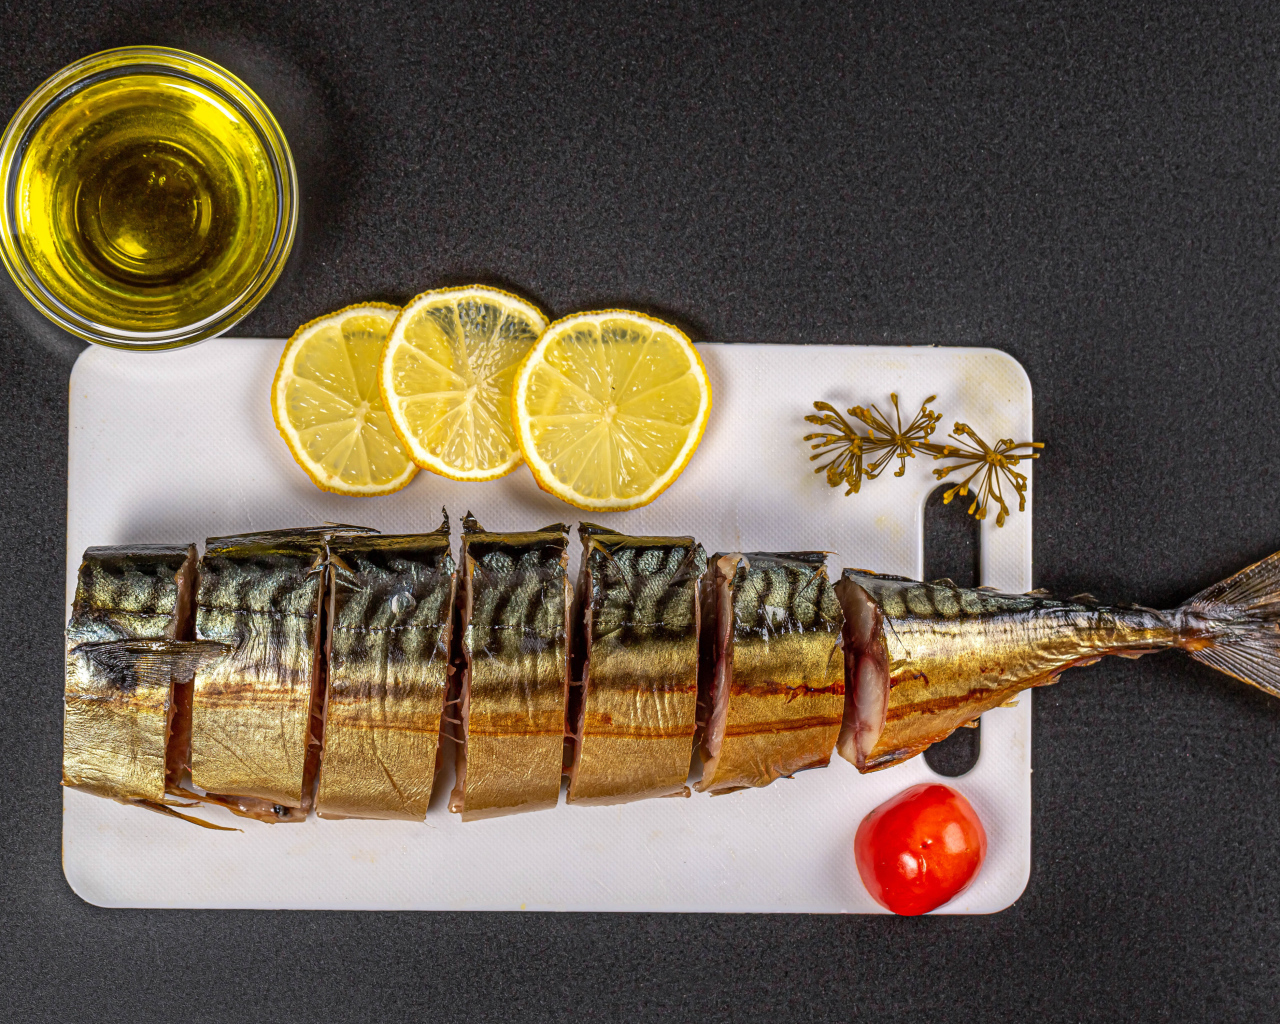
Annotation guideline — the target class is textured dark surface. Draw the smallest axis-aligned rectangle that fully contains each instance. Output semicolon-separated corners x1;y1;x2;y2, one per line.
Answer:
5;1;1280;1020
923;487;982;777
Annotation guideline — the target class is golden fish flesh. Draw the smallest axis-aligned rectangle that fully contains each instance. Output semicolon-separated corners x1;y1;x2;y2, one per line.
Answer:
837;552;1280;771
64;522;1280;826
63;545;199;803
698;551;846;794
449;517;571;821
190;529;329;813
568;525;706;805
316;519;456;820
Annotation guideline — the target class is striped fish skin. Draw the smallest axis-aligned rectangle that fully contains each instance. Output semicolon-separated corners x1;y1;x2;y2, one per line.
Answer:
698;552;846;794
316;523;456;821
568;525;707;805
63;545;197;802
838;570;1183;771
191;530;328;808
451;519;571;821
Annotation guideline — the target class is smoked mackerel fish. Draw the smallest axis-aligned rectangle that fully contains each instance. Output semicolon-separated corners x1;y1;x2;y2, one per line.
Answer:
699;552;846;794
568;524;707;804
190;529;332;815
450;516;572;821
63;545;212;804
316;518;457;820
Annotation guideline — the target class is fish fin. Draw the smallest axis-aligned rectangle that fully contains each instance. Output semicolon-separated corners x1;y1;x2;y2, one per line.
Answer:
132;799;241;832
1183;550;1280;697
1070;592;1100;605
1024;587;1052;597
75;639;231;690
321;522;380;536
328;560;361;590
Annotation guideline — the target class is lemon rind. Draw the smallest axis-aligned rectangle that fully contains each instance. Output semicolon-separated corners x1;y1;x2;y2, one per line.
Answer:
511;309;712;512
378;285;549;482
272;302;419;497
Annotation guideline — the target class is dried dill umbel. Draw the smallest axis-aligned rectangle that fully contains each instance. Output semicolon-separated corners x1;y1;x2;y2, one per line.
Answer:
922;424;1044;527
849;393;942;480
804;394;1042;527
803;402;869;494
804;393;941;494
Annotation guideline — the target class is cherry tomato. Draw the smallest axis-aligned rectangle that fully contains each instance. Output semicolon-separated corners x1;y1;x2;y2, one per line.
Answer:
854;783;987;915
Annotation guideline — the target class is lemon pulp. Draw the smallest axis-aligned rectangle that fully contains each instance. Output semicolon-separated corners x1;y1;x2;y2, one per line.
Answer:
273;305;417;496
380;287;548;481
513;312;711;510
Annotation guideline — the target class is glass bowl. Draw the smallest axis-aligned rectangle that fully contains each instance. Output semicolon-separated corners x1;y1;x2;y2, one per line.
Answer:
0;47;297;350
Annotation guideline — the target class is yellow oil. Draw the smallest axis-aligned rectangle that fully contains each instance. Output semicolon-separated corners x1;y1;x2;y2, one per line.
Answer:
14;72;278;333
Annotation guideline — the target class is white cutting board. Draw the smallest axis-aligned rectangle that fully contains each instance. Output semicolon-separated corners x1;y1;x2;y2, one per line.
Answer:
64;339;1033;913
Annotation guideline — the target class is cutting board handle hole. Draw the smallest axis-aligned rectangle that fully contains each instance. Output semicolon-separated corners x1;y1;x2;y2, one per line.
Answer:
922;484;982;777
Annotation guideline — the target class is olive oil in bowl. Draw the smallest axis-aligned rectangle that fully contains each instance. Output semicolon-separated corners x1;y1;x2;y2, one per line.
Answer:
0;48;296;349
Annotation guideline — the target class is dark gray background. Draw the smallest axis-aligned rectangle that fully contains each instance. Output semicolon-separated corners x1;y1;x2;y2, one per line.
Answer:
4;1;1280;1020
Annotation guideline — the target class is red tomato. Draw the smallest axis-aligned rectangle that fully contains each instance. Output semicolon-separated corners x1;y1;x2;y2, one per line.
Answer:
854;783;988;915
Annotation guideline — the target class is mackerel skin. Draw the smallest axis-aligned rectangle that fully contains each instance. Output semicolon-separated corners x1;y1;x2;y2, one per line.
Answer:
840;570;1182;771
568;526;706;805
63;545;197;801
316;525;456;820
191;531;327;808
452;520;571;821
699;552;846;794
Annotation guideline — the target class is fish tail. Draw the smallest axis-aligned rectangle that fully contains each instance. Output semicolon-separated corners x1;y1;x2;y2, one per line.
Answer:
1179;550;1280;697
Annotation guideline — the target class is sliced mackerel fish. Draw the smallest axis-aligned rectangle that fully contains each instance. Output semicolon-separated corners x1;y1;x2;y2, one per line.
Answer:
316;518;456;820
698;551;846;794
63;544;211;805
450;516;572;821
568;524;706;805
190;529;331;820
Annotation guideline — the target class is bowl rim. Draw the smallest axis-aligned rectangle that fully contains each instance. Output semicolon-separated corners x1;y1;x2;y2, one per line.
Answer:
0;46;298;351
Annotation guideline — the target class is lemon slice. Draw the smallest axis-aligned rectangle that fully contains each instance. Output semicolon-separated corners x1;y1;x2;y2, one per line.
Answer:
512;310;712;511
272;303;418;496
379;286;549;481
